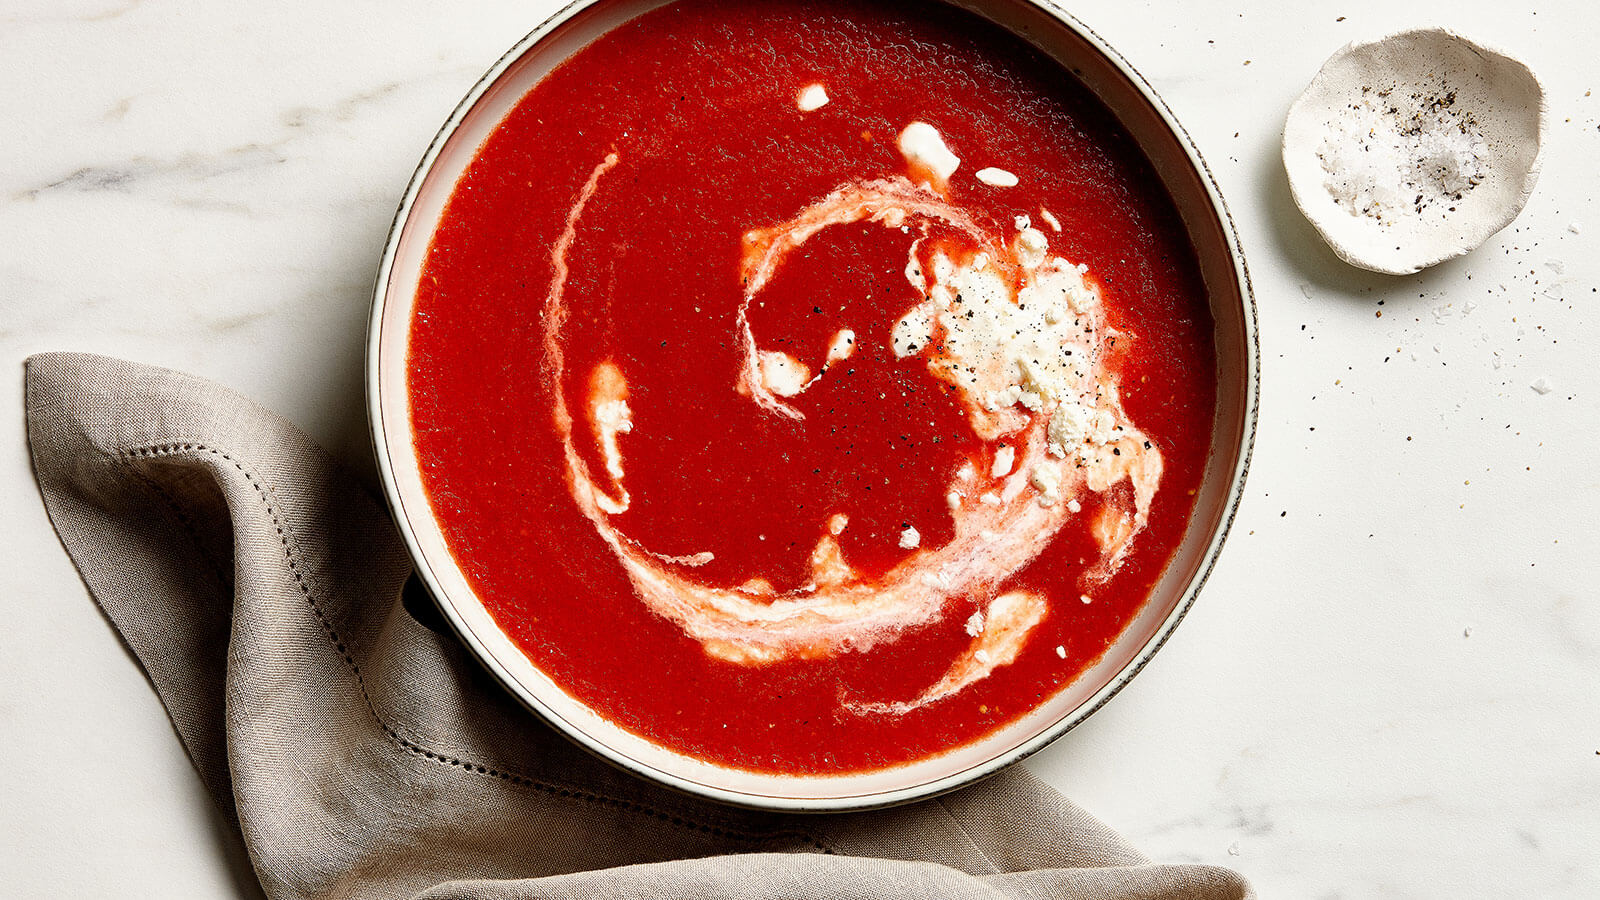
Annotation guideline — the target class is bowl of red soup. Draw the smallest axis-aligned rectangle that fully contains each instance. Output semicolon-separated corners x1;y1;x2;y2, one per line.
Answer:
370;0;1257;810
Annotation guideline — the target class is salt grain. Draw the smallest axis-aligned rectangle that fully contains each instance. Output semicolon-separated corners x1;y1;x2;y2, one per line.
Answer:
1317;83;1487;226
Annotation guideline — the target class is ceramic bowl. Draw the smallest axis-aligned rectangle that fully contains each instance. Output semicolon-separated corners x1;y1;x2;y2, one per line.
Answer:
1283;27;1546;275
368;0;1258;811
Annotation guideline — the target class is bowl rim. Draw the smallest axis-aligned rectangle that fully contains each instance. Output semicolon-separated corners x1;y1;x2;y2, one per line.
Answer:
366;0;1260;812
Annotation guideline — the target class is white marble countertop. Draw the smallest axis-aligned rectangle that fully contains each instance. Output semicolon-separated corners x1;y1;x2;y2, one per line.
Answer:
2;1;1596;896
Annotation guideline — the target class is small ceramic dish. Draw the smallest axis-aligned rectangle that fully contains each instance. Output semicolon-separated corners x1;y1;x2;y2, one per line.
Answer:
1283;27;1546;275
369;0;1258;811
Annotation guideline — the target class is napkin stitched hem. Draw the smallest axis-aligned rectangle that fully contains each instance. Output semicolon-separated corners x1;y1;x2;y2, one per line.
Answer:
121;439;835;853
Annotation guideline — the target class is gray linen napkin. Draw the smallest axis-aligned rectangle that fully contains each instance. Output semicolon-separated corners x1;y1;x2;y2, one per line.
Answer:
24;351;1252;900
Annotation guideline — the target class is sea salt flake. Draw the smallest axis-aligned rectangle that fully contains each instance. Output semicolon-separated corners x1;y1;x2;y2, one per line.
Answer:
1530;376;1554;395
1317;84;1488;227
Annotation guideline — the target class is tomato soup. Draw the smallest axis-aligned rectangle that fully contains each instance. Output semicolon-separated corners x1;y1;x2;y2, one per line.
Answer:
408;0;1216;774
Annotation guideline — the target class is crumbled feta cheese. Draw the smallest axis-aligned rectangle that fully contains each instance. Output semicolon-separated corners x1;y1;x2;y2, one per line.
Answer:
897;121;960;189
975;167;1019;187
946;490;963;510
1055;645;1066;658
964;611;985;636
796;83;829;112
757;350;811;397
991;445;1015;478
1067;498;1082;514
1047;403;1093;456
918;244;1115;461
980;492;1001;506
1013;214;1032;231
1030;463;1062;506
827;513;848;535
899;525;921;549
1013;227;1049;270
1531;376;1554;395
891;303;935;357
974;649;991;664
1079;594;1092;604
827;328;856;362
1038;207;1061;232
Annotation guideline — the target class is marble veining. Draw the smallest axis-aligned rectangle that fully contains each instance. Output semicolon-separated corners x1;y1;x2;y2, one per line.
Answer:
1;1;1596;898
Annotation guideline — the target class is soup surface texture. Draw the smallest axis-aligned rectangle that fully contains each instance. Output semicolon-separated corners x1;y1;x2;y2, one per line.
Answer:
409;0;1216;774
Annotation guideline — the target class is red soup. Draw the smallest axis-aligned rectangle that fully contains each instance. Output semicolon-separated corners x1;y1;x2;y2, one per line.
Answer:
409;0;1216;774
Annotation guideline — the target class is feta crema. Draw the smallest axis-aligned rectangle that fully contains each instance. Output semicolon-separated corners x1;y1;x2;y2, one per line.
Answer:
545;124;1162;713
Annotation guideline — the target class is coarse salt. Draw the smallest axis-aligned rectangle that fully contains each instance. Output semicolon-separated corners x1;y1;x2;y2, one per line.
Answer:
1317;83;1487;226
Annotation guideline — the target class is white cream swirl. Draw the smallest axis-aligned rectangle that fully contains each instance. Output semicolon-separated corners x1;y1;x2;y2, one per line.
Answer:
543;129;1162;713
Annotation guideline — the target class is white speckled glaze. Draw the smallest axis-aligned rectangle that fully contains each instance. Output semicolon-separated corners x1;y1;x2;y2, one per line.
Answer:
1283;27;1546;275
368;0;1257;811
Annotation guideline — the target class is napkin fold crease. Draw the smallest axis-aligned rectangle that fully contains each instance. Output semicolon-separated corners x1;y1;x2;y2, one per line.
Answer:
24;351;1251;900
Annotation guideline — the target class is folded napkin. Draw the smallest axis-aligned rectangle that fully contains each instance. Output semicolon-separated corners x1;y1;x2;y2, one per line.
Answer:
24;351;1251;900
